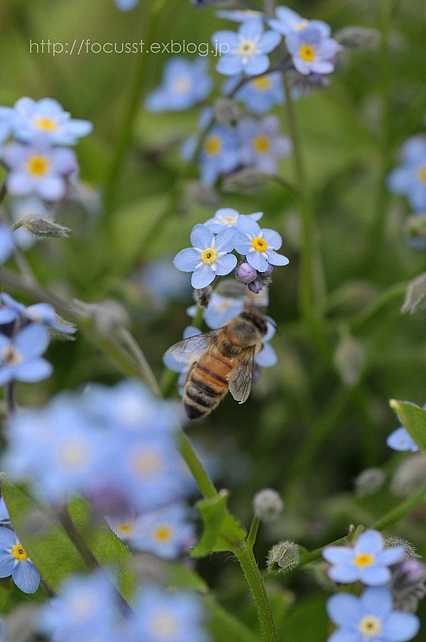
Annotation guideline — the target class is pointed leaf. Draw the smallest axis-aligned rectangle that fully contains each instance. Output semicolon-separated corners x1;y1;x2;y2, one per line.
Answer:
389;400;426;453
191;492;246;558
1;479;87;592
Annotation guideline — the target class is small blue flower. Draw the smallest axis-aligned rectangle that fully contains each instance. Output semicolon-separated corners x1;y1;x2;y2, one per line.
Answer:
199;124;240;185
326;586;420;642
286;26;341;75
0;224;14;265
387;135;426;212
145;57;212;112
216;9;264;22
174;224;237;288
130;585;209;642
2;97;92;146
188;291;245;329
0;293;76;334
267;6;330;37
323;529;406;586
214;18;281;77
115;0;140;10
204;207;263;234
0;526;40;593
2;141;77;201
237;115;292;174
0;324;53;385
386;427;419;452
234;215;289;272
223;72;285;114
110;504;196;559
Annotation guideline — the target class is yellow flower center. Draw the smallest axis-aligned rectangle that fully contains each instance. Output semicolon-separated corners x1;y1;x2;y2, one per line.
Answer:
416;164;426;184
152;612;178;639
236;37;259;61
171;75;192;95
1;345;23;366
299;44;315;62
358;615;382;638
253;135;270;154
35;116;58;132
201;247;217;264
60;442;87;468
130;448;163;478
12;543;28;561
27;155;49;177
203;135;222;157
219;214;238;226
354;553;374;567
296;20;309;30
251;76;273;91
252;237;267;252
116;522;134;534
153;525;173;543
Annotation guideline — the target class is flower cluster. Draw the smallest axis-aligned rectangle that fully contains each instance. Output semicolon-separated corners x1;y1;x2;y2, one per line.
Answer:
0;97;92;201
181;107;292;186
0;292;75;387
323;529;421;641
173;207;289;290
2;379;196;561
39;571;209;641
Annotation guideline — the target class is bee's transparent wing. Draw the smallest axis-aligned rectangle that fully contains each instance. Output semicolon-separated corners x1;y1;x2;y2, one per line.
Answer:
165;330;221;365
227;346;256;404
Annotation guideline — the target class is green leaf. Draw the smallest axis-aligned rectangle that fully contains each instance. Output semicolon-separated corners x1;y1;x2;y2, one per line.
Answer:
1;479;87;592
166;561;209;593
207;599;262;642
67;495;137;601
389;399;426;452
191;492;246;558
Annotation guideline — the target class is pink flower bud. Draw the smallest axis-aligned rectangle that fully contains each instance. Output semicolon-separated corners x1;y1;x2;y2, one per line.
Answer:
237;262;257;284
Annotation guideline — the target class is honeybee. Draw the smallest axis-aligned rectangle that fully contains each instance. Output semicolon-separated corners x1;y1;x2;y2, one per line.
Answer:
165;308;268;419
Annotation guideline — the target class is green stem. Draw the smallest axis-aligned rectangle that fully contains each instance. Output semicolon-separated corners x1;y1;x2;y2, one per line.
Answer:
372;480;426;531
103;0;167;222
178;431;217;500
282;74;330;362
246;516;261;550
235;547;278;642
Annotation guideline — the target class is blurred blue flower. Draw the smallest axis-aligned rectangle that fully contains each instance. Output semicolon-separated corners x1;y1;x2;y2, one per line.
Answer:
223;72;285;114
0;224;14;265
110;503;196;559
234;215;289;272
138;254;192;306
39;570;118;640
199;124;240;185
9;196;52;250
214;18;281;77
255;317;277;367
115;0;140;10
0;324;52;385
129;585;210;642
2;141;77;201
0;527;40;593
1;97;92;146
323;529;405;586
237;115;292;174
286;26;341;75
387;135;426;211
0;293;76;334
145;57;212;112
267;6;330;37
204;207;262;234
174;224;237;288
216;9;264;22
387;427;419;452
201;292;245;329
326;586;420;642
0;498;10;525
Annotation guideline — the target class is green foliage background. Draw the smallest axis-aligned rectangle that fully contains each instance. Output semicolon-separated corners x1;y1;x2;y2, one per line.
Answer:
1;0;426;639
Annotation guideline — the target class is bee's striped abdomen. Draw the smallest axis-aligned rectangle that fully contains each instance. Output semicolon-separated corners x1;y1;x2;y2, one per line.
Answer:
183;352;234;419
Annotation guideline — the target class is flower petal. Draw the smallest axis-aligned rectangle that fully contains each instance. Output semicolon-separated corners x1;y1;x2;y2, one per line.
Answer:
191;264;215;289
14;324;50;358
12;560;40;594
215;253;237;276
383;612;420;642
355;530;384;556
174;248;202;272
190;224;213;250
326;592;361;628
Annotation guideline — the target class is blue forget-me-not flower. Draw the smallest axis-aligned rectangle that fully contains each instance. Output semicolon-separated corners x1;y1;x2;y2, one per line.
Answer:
214;18;281;77
233;215;289;272
145;57;212;112
326;586;419;642
173;224;237;288
0;526;40;594
387;135;426;212
323;529;405;586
